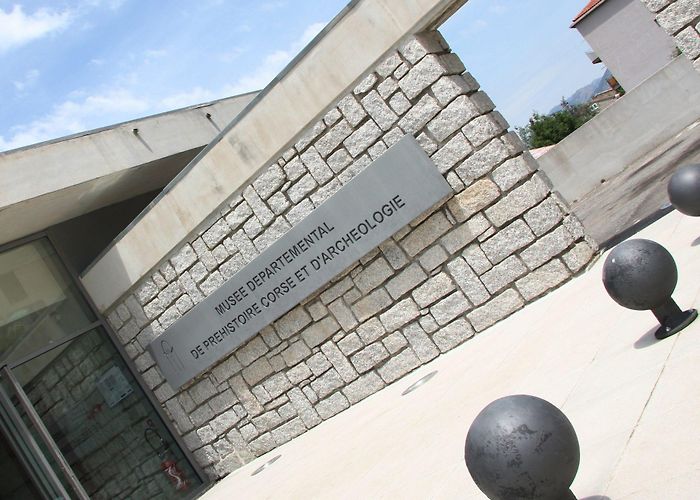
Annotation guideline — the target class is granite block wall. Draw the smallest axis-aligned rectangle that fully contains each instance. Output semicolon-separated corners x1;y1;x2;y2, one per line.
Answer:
104;30;596;480
643;0;700;67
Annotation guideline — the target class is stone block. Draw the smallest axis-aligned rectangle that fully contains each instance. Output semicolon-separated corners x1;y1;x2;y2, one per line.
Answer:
250;433;276;455
562;241;596;273
338;332;363;356
385;263;427;299
516;258;570;301
327;148;352;173
315;119;354;158
376;51;402;77
467;289;524;332
170;245;197;276
491;154;534;191
342;372;386;404
485;174;549;227
441;217;488;254
455;138;511;184
295;120;326;153
403;323;439;362
380;239;409;270
412;273;455;308
520;226;574;270
328;298;358;332
427;95;480;142
399;53;463;100
344;120;383;158
398;31;449;64
480;255;527;294
361;90;398;131
301;316;340;348
524;197;564;237
324;107;342;126
356;317;386;344
397;94;441;135
283;157;306;182
351;342;390;373
433;318;474;352
354;257;394;294
430;290;470;325
276;307;312;339
321;341;358;383
377;348;421;383
263;372;292;399
388;91;412;116
253;164;285;200
400;211;452;257
383;331;409;353
301;147;334;184
430;133;472;174
418;245;448;272
307;352;332;376
377;77;398;99
310;368;344;399
656;0;699;34
271;418;306;445
431;74;479;107
337;95;367;127
481;219;535;264
285;199;315;226
351;288;392;322
379;298;420;331
243;186;274;225
447;179;500;223
462;112;508;148
675;26;700;60
310;178;342;206
242;357;274;386
287;387;322;428
315;393;350;420
354;73;377;94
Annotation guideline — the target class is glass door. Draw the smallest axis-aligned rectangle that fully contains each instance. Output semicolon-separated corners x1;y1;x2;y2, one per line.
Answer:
0;238;204;499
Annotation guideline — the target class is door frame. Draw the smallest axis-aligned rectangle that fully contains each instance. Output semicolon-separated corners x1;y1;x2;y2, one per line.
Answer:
0;232;209;496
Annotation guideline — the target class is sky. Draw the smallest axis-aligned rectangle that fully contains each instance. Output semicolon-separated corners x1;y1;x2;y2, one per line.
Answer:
0;0;604;153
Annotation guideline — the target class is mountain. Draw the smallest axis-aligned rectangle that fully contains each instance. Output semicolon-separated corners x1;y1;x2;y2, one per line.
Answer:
549;69;612;114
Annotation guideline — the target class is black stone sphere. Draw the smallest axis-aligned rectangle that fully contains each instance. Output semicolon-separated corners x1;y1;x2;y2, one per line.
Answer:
668;163;700;216
465;395;580;500
602;239;677;311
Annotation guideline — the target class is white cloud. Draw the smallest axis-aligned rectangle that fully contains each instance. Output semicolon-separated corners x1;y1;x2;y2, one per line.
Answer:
13;69;40;92
0;88;149;151
225;21;325;95
159;87;217;110
0;5;73;53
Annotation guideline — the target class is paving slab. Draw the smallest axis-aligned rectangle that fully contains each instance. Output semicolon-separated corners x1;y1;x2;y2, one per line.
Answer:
201;210;700;499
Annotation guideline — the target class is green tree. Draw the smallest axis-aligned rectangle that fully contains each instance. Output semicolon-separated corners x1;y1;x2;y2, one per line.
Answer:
517;99;597;148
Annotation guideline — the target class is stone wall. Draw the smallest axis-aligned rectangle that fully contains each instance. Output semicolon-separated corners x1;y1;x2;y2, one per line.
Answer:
25;331;194;499
643;0;700;67
103;30;596;480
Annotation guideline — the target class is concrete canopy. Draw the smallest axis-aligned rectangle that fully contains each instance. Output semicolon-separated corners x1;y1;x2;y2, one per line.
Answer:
0;92;257;247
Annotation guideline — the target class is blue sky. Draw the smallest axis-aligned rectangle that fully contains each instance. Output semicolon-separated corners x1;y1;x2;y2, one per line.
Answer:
0;0;603;152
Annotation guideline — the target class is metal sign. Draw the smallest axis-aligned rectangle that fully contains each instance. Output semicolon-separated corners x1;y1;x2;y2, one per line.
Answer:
148;135;452;388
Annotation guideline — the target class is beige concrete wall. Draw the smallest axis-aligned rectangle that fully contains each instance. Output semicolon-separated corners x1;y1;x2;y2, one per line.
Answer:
538;55;700;204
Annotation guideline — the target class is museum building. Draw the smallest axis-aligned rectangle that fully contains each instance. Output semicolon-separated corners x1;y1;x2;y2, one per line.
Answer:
1;0;697;498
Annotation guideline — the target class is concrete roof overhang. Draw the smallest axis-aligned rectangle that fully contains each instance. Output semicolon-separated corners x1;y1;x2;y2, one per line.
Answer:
81;0;469;311
0;92;257;246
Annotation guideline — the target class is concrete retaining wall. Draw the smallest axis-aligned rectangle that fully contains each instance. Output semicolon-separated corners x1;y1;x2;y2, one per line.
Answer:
537;55;700;204
101;31;595;480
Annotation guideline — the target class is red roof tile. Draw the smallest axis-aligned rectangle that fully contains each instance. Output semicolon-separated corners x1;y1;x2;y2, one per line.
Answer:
571;0;607;27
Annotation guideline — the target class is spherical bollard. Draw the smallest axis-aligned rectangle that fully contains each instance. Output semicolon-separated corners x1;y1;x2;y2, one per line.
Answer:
668;164;700;216
465;395;579;500
602;239;697;339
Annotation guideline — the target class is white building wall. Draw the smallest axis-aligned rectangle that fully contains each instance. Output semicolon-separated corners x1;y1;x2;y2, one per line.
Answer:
576;0;679;91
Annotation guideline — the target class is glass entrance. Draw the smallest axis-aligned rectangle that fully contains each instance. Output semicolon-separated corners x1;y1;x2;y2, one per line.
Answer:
0;238;204;499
